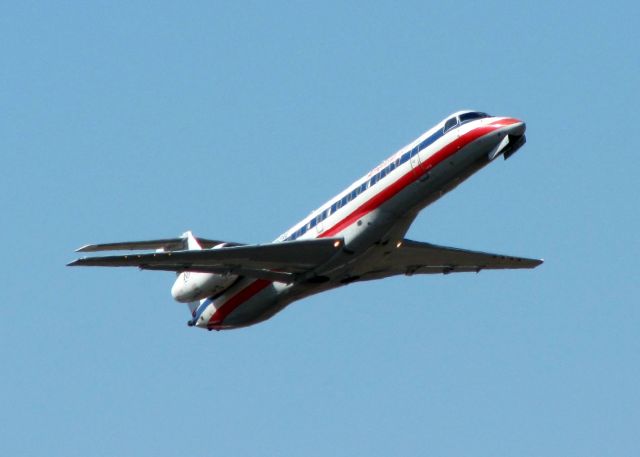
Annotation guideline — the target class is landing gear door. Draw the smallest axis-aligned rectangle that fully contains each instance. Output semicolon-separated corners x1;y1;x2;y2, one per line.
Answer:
410;143;430;180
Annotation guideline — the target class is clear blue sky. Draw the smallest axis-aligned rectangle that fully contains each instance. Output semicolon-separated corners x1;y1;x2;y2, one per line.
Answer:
1;1;638;456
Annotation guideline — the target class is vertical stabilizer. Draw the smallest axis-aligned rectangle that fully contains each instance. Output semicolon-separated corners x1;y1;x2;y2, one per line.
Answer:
182;231;202;250
180;230;203;321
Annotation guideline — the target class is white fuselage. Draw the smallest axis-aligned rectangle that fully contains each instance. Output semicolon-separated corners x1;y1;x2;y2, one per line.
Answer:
191;112;526;330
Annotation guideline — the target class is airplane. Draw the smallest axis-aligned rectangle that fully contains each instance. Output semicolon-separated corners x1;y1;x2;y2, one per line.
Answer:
68;110;542;331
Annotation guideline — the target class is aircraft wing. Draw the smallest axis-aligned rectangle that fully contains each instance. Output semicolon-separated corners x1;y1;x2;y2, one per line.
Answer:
68;238;344;283
362;239;542;278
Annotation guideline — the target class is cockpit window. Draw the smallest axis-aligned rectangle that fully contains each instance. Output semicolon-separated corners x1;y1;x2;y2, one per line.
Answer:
459;111;490;124
443;117;458;133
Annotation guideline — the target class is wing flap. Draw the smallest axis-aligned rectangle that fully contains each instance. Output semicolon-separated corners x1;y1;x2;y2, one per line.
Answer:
140;265;295;283
69;238;344;275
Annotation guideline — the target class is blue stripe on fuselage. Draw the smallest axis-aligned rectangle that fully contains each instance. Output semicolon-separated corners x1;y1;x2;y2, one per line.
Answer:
284;124;448;241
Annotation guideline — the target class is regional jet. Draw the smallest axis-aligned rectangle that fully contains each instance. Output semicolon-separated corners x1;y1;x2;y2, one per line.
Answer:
69;110;542;330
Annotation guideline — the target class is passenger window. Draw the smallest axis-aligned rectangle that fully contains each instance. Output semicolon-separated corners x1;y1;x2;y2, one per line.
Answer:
443;117;458;133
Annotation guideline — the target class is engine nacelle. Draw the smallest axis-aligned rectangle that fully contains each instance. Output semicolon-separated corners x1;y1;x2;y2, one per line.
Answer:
170;236;238;303
171;270;237;303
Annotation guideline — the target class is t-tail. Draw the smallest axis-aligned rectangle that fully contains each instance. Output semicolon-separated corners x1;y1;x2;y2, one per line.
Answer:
71;229;242;324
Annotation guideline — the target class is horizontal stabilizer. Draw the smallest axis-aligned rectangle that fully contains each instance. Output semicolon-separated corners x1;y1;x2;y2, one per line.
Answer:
76;236;243;253
68;238;345;279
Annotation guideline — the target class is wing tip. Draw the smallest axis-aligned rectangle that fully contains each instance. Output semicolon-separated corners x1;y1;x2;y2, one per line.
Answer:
502;255;543;268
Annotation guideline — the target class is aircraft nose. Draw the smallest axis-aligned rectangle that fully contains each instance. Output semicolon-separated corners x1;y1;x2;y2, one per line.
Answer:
508;119;526;136
488;117;527;161
498;118;526;136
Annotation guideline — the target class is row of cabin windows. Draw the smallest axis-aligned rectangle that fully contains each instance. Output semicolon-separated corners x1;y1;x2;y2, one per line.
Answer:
286;113;490;241
287;150;416;240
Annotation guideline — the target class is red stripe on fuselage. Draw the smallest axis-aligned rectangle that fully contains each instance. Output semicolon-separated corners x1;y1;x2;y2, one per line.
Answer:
320;124;497;237
208;279;271;328
208;121;502;328
489;117;520;127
